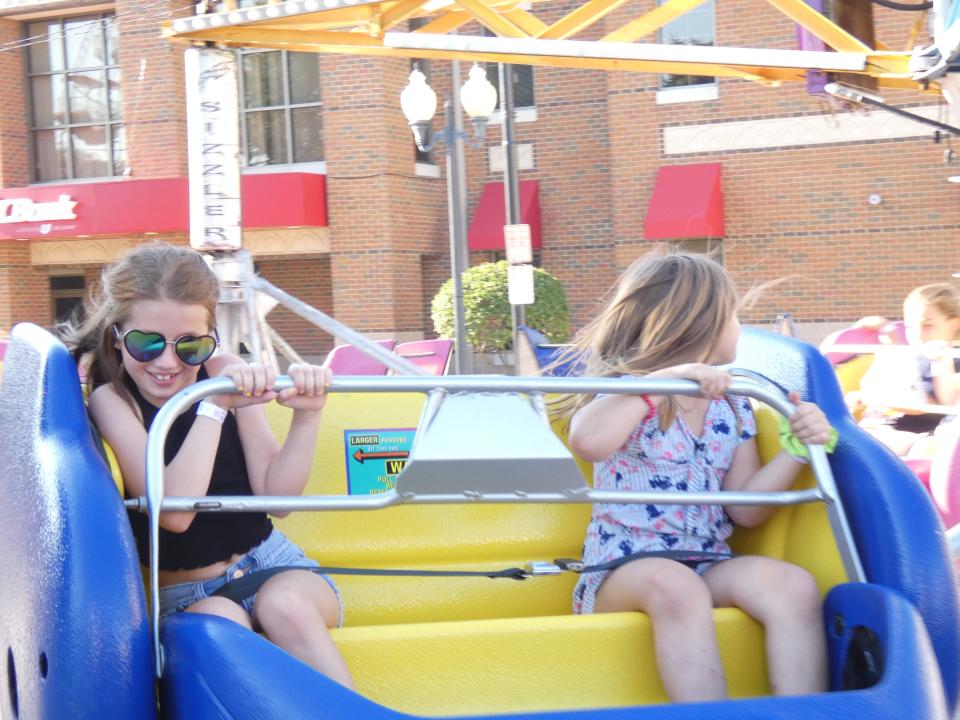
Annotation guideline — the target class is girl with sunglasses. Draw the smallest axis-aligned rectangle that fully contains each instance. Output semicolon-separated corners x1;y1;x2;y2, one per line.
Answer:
59;242;354;688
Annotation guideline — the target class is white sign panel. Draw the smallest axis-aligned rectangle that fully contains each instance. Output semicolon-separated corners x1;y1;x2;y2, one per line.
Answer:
504;224;532;264
185;47;242;251
508;263;535;305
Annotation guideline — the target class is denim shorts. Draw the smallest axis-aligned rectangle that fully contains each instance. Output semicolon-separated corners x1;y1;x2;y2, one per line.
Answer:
158;529;342;626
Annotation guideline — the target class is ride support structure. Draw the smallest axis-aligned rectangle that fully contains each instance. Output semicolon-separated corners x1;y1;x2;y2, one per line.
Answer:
163;0;950;95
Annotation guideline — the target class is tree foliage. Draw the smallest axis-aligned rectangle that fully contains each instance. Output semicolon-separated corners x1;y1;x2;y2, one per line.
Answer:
431;261;570;351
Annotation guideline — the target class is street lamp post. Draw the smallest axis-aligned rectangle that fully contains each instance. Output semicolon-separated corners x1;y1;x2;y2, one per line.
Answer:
498;63;526;371
401;63;498;374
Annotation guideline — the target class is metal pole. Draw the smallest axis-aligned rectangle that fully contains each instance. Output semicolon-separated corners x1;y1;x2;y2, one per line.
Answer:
444;93;471;375
253;277;426;375
499;64;522;225
499;63;525;374
443;100;468;375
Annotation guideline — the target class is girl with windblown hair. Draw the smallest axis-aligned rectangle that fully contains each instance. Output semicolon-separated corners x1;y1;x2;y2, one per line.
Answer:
560;252;831;702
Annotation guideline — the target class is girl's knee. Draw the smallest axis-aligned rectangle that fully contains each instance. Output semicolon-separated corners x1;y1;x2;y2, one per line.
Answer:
642;563;713;619
254;573;339;630
762;564;822;619
185;596;253;629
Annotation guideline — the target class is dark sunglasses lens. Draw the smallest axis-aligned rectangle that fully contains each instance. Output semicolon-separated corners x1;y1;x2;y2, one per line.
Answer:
176;335;216;365
124;331;165;362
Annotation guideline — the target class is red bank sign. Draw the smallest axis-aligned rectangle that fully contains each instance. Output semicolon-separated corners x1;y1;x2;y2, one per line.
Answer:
0;174;327;240
0;195;78;227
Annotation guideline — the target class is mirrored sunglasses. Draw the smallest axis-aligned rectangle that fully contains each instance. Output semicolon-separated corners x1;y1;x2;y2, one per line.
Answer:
114;326;219;366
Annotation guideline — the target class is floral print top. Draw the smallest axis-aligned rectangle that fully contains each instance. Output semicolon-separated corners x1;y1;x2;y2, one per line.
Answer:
572;395;757;614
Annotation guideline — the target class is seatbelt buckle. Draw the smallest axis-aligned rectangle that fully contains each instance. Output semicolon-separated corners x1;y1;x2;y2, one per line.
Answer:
524;561;563;577
553;558;585;573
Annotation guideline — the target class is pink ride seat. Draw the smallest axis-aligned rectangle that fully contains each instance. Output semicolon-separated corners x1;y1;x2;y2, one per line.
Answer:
904;459;932;491
883;321;908;345
395;339;453;376
927;420;960;530
820;325;883;366
323;339;396;375
820;321;908;367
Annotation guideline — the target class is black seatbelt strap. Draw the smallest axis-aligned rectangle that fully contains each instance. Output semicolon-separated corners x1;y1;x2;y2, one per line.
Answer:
554;549;733;575
210;550;733;605
212;564;529;604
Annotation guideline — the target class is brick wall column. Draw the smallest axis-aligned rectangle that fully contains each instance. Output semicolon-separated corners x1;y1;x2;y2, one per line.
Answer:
322;54;446;337
0;18;29;188
115;0;193;178
0;243;48;336
0;18;38;335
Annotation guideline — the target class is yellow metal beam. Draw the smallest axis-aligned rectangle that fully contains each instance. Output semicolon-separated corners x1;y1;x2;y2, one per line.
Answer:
764;0;872;52
502;7;550;37
602;0;710;43
864;52;913;76
452;0;529;37
257;7;377;28
413;11;473;34
175;26;388;48
380;0;431;31
539;0;633;40
163;21;919;91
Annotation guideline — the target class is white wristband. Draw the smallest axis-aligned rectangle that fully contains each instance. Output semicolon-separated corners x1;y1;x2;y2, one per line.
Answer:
196;400;228;425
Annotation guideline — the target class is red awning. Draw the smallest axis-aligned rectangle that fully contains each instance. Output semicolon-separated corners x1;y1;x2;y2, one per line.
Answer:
468;180;542;251
643;163;724;240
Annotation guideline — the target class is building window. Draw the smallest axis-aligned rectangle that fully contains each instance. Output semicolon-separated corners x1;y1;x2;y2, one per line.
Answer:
407;19;437;169
482;30;536;113
26;14;125;182
657;0;717;90
411;60;436;167
50;275;86;324
238;50;324;166
671;238;723;264
485;63;536;110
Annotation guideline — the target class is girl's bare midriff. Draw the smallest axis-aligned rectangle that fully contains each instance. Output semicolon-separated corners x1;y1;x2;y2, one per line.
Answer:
157;551;247;587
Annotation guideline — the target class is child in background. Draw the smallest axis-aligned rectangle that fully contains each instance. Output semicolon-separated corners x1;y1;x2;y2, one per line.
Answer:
852;283;960;457
562;251;831;702
59;242;354;688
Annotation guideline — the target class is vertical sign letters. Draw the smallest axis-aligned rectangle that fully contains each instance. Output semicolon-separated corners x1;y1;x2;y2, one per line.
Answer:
185;47;242;251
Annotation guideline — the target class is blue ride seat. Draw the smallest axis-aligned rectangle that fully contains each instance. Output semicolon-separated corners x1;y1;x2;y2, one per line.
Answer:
733;327;960;707
518;325;577;376
0;324;155;719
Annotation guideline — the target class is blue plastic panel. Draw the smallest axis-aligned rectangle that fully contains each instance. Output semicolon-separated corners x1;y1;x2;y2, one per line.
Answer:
0;324;155;719
161;582;946;720
734;327;960;712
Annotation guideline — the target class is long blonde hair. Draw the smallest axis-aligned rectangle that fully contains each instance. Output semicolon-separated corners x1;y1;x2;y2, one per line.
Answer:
57;242;220;398
553;250;738;430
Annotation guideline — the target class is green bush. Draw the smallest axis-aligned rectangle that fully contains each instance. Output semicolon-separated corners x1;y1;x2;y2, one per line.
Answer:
431;261;570;351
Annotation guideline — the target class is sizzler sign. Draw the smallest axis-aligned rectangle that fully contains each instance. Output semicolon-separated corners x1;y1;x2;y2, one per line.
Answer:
0;195;78;224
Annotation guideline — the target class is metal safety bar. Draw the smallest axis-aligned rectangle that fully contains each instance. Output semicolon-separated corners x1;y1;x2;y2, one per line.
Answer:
822;343;960;359
824;343;960;415
140;374;864;677
251;276;428;376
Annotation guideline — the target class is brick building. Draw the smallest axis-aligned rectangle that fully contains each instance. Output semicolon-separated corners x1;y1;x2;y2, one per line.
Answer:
0;0;957;360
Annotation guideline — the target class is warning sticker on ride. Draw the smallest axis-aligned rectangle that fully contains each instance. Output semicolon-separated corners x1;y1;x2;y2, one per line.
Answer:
344;428;416;495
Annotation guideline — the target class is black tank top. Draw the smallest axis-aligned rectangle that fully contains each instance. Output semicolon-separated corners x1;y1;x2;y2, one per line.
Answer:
124;367;272;570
